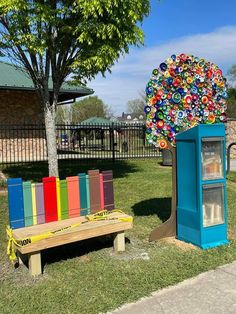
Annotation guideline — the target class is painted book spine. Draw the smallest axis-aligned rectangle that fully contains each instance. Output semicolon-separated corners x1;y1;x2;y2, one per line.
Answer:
88;170;101;213
23;181;33;227
31;183;37;225
67;176;80;218
35;183;45;224
102;170;115;211
100;173;105;210
56;178;62;220
60;179;69;220
79;173;89;216
7;178;25;229
86;175;91;214
43;176;58;222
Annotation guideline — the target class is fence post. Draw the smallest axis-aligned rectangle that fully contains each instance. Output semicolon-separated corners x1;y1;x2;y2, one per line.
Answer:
143;125;146;147
112;122;115;162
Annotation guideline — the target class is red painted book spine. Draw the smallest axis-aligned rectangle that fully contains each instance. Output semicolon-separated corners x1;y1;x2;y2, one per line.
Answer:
43;176;58;223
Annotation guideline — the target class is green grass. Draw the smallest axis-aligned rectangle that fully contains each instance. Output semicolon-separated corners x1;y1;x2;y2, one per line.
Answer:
227;170;236;183
0;179;7;188
1;159;236;314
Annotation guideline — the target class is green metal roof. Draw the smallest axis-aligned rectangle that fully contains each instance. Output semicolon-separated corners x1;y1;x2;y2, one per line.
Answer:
80;117;112;124
0;61;94;102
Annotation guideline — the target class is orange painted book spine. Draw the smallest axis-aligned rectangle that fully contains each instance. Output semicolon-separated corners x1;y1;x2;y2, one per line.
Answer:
67;176;80;218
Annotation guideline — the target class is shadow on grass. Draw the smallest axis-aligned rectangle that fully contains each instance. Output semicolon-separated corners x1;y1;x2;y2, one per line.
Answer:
41;235;130;270
14;235;131;273
156;160;173;168
227;171;236;184
132;197;171;223
1;159;139;181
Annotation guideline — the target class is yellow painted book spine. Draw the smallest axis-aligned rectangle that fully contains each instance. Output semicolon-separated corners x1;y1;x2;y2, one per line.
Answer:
56;178;62;220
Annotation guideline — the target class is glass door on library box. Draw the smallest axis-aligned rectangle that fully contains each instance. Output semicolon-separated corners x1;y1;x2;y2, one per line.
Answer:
201;137;224;181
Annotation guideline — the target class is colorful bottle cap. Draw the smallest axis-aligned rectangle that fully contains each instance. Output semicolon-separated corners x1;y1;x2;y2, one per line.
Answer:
156;120;165;129
208;114;215;123
158;139;168;149
177;111;184;119
152;69;159;75
157;111;164;119
144;106;151;114
172;92;181;103
160;63;167;71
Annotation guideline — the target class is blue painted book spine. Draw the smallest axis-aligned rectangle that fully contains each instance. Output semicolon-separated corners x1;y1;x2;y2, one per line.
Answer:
79;173;88;216
8;178;25;229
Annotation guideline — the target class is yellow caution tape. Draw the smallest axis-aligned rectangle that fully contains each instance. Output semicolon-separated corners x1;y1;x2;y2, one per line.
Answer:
6;210;133;263
6;221;84;262
6;226;18;262
86;209;133;223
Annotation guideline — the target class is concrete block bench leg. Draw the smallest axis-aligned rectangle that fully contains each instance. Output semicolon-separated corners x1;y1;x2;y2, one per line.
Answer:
28;251;42;276
113;231;125;252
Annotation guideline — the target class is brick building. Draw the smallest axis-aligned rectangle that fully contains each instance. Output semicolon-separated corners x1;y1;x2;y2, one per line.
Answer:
0;61;93;162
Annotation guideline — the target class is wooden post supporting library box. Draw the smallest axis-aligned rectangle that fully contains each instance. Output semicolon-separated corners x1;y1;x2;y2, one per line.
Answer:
176;124;229;249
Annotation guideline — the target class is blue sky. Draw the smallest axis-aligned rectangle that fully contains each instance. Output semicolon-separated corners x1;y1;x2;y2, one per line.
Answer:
89;0;236;115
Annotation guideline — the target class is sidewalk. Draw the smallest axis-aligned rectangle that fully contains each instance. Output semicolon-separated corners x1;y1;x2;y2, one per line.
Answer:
109;261;236;314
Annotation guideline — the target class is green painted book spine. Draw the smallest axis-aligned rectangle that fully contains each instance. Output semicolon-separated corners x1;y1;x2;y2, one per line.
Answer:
60;179;69;219
23;181;33;226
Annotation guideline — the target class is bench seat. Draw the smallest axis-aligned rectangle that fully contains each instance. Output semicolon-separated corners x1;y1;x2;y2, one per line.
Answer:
13;212;133;275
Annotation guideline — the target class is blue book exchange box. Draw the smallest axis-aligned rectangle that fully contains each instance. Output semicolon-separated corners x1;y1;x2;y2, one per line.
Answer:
176;124;229;249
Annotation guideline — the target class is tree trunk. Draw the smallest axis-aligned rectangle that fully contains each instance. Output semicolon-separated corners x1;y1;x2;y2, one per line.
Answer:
44;102;59;177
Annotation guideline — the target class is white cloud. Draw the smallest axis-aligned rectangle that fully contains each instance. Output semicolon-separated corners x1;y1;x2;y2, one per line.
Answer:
88;26;236;115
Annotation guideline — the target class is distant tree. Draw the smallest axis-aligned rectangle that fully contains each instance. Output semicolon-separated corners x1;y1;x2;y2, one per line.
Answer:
71;96;112;123
56;106;65;124
126;91;146;117
228;65;236;80
227;88;236;118
226;65;236;118
56;105;73;124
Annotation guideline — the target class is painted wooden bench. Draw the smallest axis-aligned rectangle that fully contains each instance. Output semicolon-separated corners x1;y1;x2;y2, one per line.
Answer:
7;170;133;275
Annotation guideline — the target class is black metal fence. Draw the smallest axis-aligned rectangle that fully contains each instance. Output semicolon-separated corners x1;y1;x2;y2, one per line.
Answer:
0;123;161;165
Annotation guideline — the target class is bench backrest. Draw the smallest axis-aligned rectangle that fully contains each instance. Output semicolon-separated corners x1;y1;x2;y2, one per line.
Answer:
7;170;114;229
